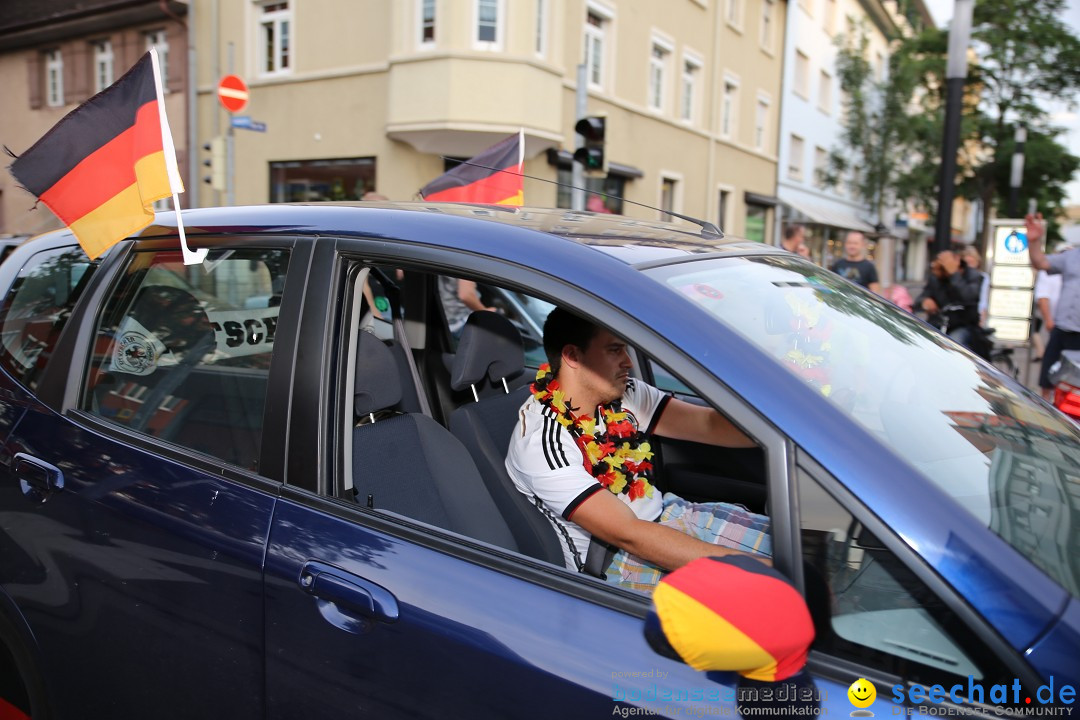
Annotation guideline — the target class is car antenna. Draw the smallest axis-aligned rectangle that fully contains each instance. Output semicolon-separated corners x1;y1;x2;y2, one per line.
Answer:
418;158;724;240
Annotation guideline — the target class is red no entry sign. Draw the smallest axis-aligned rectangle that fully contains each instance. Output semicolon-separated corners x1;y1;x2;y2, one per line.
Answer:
217;75;249;113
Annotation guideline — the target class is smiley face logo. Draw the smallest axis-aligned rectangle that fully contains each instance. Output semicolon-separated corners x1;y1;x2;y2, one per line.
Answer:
848;678;877;712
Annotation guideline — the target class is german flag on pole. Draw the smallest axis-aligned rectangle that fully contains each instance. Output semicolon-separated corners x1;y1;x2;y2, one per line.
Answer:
8;50;181;260
420;131;524;205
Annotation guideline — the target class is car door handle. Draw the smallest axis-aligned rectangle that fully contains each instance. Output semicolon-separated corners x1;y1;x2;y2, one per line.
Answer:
299;561;399;623
13;452;64;502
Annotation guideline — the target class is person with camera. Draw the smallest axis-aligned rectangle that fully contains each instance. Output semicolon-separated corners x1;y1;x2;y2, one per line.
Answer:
916;247;988;358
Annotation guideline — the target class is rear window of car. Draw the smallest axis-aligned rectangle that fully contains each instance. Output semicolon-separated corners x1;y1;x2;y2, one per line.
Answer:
0;245;96;390
647;253;1080;596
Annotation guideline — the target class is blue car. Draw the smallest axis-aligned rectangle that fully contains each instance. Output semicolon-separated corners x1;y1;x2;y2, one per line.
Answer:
0;203;1076;719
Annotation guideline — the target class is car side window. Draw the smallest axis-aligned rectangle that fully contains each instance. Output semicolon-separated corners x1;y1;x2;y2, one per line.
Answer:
0;246;97;390
80;248;290;472
798;468;1015;689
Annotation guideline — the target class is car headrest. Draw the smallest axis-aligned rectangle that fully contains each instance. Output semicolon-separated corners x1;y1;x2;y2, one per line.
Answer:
128;285;214;355
354;331;403;417
450;311;525;392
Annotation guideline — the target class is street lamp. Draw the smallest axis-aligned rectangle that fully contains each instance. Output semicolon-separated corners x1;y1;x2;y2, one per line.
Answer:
1009;123;1027;217
933;0;974;255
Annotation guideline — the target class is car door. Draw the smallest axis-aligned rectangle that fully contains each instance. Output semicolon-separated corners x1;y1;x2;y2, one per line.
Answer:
260;243;799;718
0;239;306;719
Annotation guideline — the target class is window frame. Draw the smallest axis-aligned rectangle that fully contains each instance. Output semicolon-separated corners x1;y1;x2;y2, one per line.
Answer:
256;1;292;77
419;0;437;47
584;1;615;91
92;39;114;94
721;73;740;140
647;34;674;113
788;133;805;180
754;93;771;150
680;52;703;124
818;68;833;114
760;0;775;52
473;0;505;50
534;0;548;57
45;49;64;107
794;48;810;99
145;30;169;92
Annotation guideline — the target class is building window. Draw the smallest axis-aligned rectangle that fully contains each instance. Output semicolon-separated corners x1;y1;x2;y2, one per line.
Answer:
584;7;611;89
819;69;832;113
745;202;768;243
270;157;376;202
420;0;436;45
145;30;169;89
661;177;678;216
476;0;502;47
721;77;739;139
825;0;837;34
93;40;114;94
789;134;805;180
726;0;742;28
760;0;775;51
648;40;672;112
556;170;626;213
794;50;810;98
535;0;547;55
814;146;829;188
45;49;64;107
874;51;885;82
718;188;731;231
681;55;702;123
258;2;291;75
755;96;770;150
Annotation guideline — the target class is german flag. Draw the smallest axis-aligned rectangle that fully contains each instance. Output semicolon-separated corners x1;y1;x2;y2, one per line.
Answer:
420;132;523;205
646;555;814;682
8;51;178;259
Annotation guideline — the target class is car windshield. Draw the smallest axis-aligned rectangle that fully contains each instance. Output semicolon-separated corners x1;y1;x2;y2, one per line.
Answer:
646;254;1080;596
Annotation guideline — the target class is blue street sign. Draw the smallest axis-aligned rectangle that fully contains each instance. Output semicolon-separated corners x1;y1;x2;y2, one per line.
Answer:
230;115;267;132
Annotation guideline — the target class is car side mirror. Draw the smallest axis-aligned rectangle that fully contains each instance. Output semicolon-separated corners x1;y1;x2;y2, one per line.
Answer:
643;555;821;714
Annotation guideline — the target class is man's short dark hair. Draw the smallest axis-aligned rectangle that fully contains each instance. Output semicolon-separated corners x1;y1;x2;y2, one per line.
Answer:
784;223;805;241
543;307;599;374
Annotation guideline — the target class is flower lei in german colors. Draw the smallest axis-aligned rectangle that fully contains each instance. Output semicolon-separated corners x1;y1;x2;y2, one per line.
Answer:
531;363;656;501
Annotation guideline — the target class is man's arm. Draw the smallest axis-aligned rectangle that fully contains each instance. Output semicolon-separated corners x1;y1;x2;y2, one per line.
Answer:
1039;297;1055;331
651;397;756;448
457;279;494;312
572;490;764;571
1027;212;1051;271
866;264;881;295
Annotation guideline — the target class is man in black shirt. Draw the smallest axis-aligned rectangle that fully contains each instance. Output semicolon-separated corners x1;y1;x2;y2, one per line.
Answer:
830;231;880;293
916;248;989;358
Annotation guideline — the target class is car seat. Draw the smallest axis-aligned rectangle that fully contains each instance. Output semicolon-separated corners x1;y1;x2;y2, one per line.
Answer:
447;312;565;565
352;330;518;551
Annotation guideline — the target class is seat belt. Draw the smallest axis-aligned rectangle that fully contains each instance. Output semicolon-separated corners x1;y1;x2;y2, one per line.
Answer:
583;537;616;579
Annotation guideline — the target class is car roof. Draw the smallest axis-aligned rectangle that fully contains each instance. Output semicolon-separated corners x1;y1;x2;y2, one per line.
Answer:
135;202;776;267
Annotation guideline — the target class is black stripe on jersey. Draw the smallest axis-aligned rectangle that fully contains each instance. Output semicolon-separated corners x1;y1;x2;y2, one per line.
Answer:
646;394;673;436
562;483;604;520
542;406;571;468
540;415;557;470
531;494;584;571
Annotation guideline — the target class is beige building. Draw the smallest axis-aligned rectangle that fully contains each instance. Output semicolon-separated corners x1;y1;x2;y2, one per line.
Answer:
1;0;787;240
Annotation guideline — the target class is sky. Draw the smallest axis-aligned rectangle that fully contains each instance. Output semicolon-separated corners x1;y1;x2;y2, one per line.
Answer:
921;0;1080;207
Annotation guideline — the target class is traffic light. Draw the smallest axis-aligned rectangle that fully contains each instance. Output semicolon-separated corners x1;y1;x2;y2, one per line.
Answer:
573;116;607;175
202;136;226;191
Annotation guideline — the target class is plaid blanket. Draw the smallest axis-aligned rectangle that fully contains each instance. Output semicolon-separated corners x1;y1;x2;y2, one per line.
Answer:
604;492;772;593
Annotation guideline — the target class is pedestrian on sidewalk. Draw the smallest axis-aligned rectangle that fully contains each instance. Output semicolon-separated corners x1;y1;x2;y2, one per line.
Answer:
1025;212;1080;400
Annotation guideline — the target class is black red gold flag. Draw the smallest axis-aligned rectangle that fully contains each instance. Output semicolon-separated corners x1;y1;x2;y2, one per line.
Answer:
8;51;182;260
420;131;524;206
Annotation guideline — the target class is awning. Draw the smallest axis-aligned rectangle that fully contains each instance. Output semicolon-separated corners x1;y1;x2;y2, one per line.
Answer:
781;197;876;233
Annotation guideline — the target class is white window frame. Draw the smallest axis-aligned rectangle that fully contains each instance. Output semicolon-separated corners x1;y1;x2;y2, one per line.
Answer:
535;0;548;57
726;0;743;31
257;1;292;77
721;73;740;140
717;183;735;231
794;49;810;99
419;0;437;48
659;172;683;218
754;93;771;151
584;2;615;91
145;30;169;91
474;0;505;50
680;51;703;124
647;34;674;113
789;134;805;181
93;40;114;94
814;146;829;188
819;69;833;113
45;49;64;107
760;0;775;52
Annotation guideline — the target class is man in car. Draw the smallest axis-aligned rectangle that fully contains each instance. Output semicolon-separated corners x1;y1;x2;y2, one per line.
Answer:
505;308;772;592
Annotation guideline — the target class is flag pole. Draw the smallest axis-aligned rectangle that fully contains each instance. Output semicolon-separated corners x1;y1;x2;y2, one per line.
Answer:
149;48;207;266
